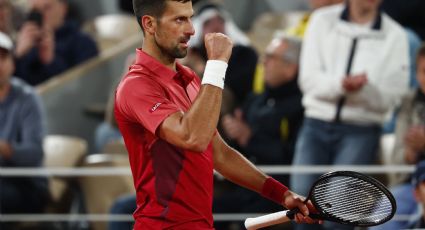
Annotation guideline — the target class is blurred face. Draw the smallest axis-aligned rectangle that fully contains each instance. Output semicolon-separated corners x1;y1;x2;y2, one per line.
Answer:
153;1;195;59
308;0;340;10
263;39;297;88
0;49;14;88
202;14;225;37
349;0;382;14
31;0;67;30
417;56;425;94
0;0;11;33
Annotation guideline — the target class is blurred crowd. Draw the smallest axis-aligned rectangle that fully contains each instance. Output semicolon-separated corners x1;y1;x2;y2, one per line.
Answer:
1;0;425;230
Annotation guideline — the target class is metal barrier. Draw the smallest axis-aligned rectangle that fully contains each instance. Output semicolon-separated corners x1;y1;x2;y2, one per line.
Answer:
0;165;415;176
0;165;416;224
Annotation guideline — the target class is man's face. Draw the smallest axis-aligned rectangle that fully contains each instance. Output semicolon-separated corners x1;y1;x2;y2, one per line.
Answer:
263;39;297;88
0;0;11;33
417;56;425;94
31;0;67;30
350;0;382;13
153;1;195;59
0;49;13;87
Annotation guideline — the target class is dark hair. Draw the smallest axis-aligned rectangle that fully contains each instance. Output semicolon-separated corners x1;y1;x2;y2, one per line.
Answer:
133;0;191;32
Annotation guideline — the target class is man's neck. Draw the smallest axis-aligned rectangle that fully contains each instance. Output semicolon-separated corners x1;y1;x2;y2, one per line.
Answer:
349;4;377;25
0;83;11;102
142;39;177;71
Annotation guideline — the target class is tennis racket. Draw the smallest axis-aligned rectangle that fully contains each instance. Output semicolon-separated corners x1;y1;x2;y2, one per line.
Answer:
245;171;396;230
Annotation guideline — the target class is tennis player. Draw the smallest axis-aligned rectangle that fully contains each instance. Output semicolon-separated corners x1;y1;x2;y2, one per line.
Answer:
114;0;318;229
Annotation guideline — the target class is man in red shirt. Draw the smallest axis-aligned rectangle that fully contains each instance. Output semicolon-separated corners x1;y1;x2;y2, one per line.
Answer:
114;0;318;229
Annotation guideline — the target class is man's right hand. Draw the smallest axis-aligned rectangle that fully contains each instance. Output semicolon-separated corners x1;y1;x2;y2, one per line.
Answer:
282;190;322;224
204;33;233;63
15;22;42;58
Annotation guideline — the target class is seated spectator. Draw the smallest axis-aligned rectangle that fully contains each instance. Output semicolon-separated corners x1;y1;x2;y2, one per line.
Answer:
0;32;49;223
373;43;425;230
14;0;98;86
183;1;258;148
222;33;303;167
214;34;303;230
407;160;425;229
187;0;258;109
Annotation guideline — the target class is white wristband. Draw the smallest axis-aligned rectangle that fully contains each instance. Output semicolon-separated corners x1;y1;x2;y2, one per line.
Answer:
201;60;228;89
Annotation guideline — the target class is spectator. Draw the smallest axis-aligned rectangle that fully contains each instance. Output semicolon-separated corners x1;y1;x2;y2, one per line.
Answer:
183;1;258;148
214;33;303;229
187;1;258;109
222;33;303;168
291;0;409;229
14;0;98;86
406;160;425;229
0;32;49;224
286;0;343;38
373;43;425;230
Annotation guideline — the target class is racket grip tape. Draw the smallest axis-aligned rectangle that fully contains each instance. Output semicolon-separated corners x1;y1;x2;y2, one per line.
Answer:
244;210;291;230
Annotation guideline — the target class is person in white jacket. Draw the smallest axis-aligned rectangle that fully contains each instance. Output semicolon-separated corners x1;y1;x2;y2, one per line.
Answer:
291;1;409;229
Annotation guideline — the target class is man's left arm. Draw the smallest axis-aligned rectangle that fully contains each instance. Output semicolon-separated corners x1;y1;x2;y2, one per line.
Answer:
212;133;317;224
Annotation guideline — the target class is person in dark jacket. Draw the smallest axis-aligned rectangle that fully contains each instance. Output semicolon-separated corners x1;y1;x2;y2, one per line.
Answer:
214;34;303;228
187;1;258;108
0;32;48;226
14;0;98;85
222;33;303;167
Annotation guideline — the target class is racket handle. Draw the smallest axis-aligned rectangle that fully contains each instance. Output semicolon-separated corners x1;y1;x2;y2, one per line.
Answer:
244;210;291;230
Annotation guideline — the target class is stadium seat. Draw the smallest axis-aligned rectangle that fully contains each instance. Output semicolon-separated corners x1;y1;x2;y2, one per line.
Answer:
78;153;133;230
43;135;88;207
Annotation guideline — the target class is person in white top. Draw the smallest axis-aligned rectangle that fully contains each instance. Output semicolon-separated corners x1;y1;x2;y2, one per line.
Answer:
291;0;409;229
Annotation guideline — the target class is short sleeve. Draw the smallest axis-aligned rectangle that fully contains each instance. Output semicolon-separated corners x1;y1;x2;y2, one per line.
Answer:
116;77;181;135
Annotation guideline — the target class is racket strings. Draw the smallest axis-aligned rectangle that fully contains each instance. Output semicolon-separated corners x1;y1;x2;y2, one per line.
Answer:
312;176;393;224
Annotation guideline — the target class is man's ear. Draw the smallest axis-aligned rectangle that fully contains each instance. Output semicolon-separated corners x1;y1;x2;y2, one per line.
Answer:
141;15;156;35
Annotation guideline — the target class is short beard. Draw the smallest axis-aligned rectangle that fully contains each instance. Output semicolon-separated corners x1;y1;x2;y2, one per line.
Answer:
154;36;187;60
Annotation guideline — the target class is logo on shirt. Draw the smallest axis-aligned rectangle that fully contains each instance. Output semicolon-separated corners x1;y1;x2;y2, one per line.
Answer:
150;102;162;113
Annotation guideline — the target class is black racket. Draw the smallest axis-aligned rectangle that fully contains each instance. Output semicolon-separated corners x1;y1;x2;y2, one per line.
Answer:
245;171;396;230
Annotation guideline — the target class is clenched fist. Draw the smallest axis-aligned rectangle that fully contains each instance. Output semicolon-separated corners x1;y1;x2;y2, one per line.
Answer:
204;33;233;63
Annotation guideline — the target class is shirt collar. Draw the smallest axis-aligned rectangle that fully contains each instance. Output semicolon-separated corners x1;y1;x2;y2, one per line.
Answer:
134;49;195;84
340;4;382;30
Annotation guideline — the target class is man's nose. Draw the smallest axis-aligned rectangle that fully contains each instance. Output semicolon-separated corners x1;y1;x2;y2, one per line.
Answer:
186;20;195;36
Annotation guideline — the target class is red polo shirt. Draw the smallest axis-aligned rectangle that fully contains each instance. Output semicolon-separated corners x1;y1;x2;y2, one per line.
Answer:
115;49;214;229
